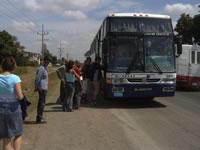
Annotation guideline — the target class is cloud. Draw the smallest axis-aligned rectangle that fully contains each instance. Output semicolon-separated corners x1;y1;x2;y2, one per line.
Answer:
22;0;100;12
24;0;41;11
54;0;100;11
164;3;200;19
62;10;88;20
12;21;36;32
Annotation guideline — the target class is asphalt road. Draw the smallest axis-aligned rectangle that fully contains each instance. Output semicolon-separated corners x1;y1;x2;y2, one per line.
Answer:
21;86;200;150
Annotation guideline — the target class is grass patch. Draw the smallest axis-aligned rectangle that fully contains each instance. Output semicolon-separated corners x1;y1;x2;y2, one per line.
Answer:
0;66;28;75
13;67;28;75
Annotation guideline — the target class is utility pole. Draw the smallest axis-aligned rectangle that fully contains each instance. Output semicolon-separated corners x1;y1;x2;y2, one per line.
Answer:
37;24;48;60
57;43;64;60
66;52;69;60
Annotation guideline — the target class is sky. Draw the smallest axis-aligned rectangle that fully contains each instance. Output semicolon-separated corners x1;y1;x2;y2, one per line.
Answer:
0;0;199;62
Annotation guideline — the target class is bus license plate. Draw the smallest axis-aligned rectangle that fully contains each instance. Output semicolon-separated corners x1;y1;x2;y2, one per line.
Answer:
114;92;123;97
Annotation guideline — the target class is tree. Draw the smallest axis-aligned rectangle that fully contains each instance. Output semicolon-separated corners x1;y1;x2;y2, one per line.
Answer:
193;14;200;45
175;13;193;44
51;56;58;64
42;43;52;58
199;5;200;12
0;30;24;63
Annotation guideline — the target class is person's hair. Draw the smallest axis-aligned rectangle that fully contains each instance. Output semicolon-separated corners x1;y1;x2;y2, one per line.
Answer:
75;60;80;65
1;57;16;72
43;56;51;62
66;60;74;72
95;56;101;61
86;57;91;62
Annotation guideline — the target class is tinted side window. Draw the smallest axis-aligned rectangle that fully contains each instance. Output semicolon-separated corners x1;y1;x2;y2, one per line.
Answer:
192;51;195;64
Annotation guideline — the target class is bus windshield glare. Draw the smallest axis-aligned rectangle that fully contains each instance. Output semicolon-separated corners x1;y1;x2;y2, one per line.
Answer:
107;36;175;73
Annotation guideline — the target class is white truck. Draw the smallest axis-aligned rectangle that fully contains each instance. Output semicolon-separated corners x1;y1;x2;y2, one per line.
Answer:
176;44;200;88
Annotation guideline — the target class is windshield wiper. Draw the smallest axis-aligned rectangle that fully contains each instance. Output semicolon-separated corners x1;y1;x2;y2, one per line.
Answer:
126;57;135;74
126;54;139;74
146;54;163;74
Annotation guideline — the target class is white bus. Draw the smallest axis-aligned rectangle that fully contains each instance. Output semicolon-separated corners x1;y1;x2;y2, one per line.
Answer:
176;44;200;88
87;13;182;99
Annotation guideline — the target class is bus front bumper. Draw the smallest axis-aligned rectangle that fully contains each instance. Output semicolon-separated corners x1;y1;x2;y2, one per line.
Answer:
104;83;176;99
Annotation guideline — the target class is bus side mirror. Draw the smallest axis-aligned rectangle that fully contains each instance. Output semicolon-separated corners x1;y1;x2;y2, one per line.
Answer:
174;36;182;57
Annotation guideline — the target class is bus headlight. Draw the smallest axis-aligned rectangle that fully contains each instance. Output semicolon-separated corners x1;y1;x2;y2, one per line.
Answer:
106;78;126;84
112;78;124;84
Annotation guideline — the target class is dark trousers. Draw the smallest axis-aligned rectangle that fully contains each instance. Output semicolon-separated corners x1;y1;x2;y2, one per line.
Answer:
60;81;66;102
73;81;81;108
36;90;47;121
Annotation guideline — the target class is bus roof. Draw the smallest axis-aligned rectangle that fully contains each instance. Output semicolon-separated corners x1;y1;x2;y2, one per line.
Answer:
107;13;171;19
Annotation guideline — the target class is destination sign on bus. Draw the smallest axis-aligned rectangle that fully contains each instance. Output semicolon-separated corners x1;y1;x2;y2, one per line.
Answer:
111;74;150;78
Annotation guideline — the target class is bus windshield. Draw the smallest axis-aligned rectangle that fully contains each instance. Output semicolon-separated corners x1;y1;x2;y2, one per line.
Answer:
107;36;175;73
110;18;173;34
144;36;175;72
107;36;144;73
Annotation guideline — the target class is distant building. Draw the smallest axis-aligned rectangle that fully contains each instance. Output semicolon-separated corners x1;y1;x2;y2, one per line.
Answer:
21;51;41;64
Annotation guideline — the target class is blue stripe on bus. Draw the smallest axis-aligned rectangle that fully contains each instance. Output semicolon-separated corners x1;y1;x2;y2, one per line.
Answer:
104;83;176;98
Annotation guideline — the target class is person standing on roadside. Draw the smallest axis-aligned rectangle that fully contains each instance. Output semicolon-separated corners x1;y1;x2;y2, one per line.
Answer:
81;57;91;103
34;56;50;123
56;59;69;104
73;60;82;109
0;57;24;150
63;60;80;112
90;56;103;106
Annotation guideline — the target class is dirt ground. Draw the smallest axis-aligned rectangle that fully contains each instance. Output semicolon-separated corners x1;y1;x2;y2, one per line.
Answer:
2;67;200;150
21;77;135;150
17;67;135;150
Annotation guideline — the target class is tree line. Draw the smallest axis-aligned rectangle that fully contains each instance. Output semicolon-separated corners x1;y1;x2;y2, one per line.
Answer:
0;30;58;66
175;5;200;45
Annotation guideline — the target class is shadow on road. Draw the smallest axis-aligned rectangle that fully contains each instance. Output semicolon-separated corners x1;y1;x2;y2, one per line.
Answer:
44;96;166;112
23;121;38;125
46;102;58;106
176;86;200;92
82;97;166;109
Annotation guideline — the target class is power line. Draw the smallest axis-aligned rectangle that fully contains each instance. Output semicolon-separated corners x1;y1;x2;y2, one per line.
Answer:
0;4;38;33
5;0;40;26
1;1;23;20
1;0;40;32
0;8;16;21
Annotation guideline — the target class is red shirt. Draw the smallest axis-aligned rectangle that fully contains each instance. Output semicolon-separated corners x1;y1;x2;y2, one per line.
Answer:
74;68;81;76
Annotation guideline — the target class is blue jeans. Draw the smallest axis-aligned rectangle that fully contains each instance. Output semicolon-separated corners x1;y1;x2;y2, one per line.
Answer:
73;81;81;108
63;83;75;111
36;90;47;121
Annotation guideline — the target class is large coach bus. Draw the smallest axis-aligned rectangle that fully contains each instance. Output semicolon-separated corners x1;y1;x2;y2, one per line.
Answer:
87;13;182;99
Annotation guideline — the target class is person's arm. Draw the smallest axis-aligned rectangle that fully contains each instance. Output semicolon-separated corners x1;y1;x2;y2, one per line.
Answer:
56;71;61;80
34;67;43;90
71;69;80;79
56;66;64;80
15;83;24;100
80;65;85;73
72;70;83;89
